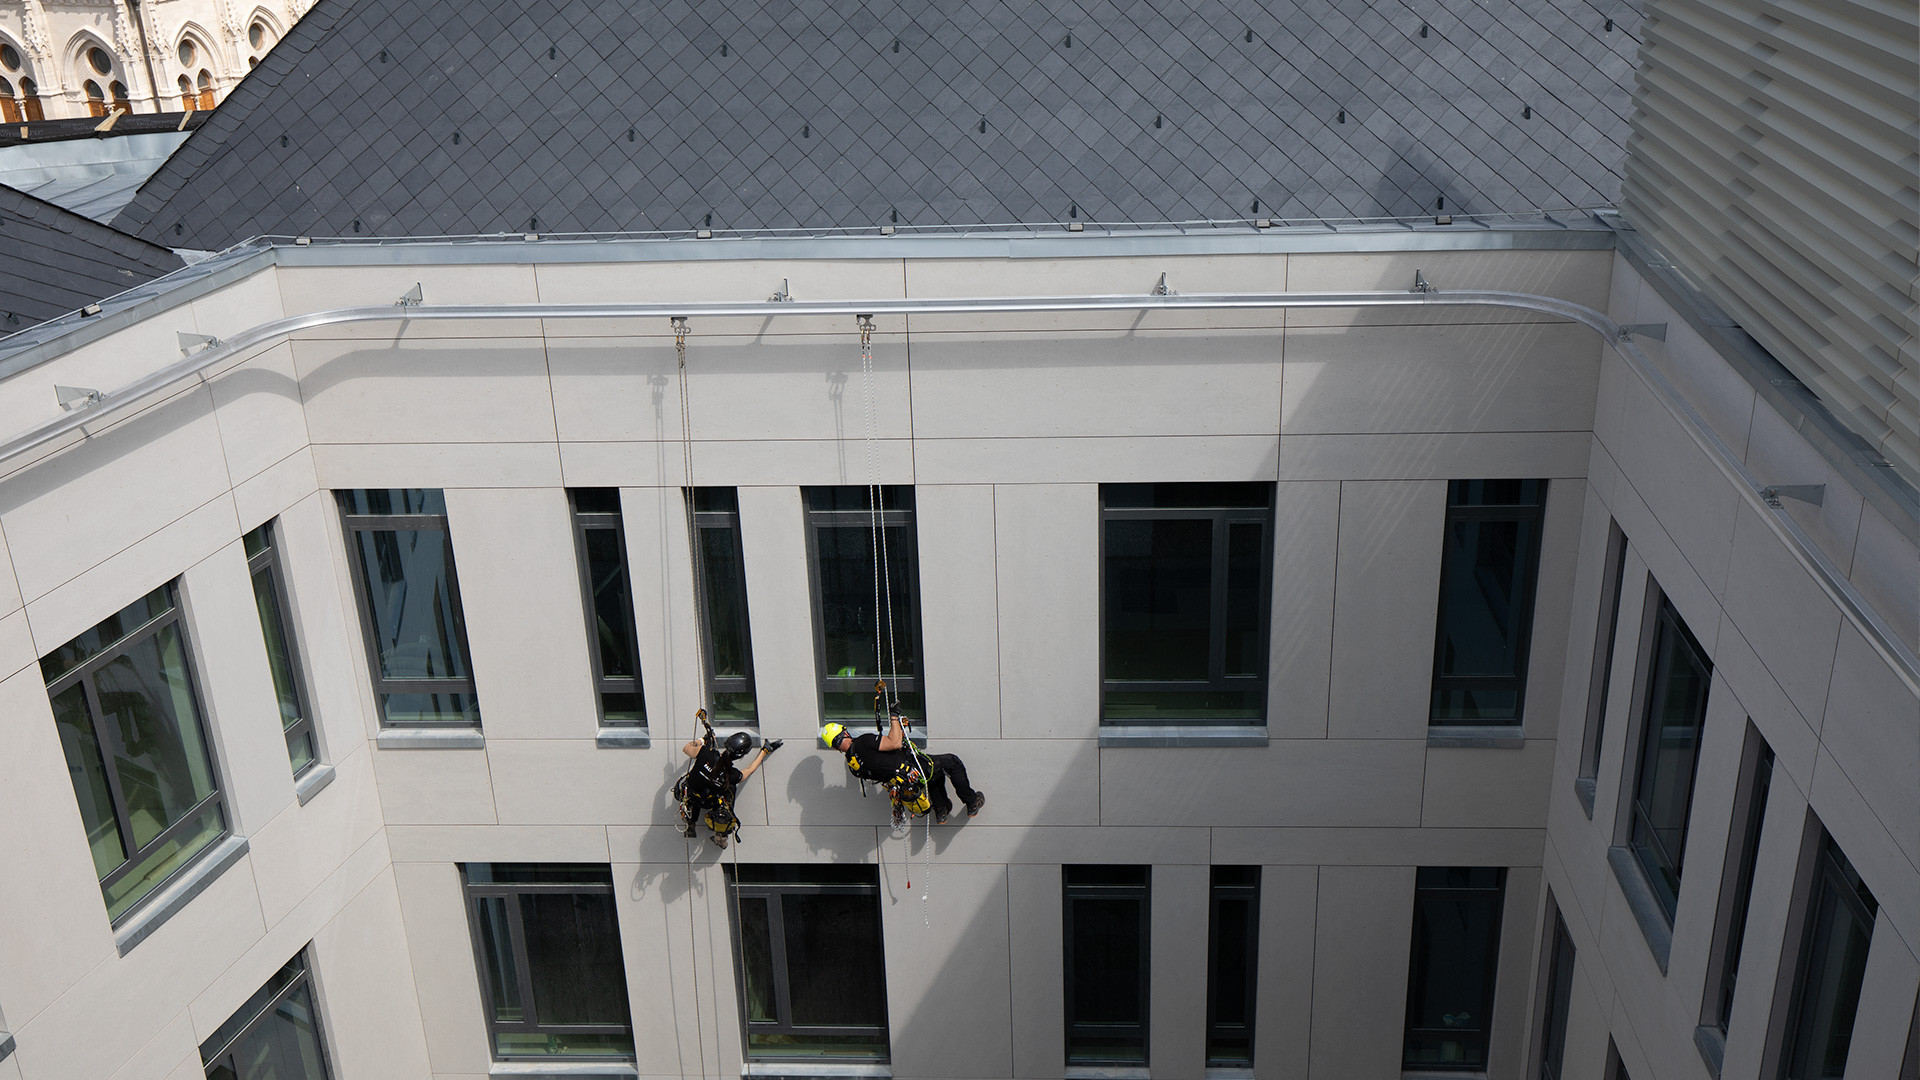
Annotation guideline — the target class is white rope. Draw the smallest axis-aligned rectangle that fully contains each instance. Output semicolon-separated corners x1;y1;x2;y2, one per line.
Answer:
859;316;888;722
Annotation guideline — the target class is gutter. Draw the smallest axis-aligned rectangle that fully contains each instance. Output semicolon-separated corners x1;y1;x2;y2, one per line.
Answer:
7;285;1916;698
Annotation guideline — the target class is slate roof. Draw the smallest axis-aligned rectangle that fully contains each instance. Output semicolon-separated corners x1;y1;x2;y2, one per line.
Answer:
0;183;185;329
114;0;1643;248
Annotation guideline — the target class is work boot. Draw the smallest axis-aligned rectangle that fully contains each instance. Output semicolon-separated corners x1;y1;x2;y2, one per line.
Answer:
934;808;951;825
966;792;986;817
711;833;728;850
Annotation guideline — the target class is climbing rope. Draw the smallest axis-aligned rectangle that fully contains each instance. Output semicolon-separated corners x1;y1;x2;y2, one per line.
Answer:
682;836;705;1080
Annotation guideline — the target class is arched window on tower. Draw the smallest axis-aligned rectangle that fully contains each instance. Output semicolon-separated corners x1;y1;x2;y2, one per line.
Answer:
196;70;214;110
83;79;106;118
19;76;42;121
178;74;194;110
0;77;18;123
108;79;129;114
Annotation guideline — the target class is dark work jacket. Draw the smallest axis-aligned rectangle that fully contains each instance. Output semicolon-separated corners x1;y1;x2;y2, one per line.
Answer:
843;732;915;785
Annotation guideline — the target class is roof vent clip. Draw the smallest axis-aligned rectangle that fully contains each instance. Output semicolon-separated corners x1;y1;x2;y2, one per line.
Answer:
1617;322;1667;342
396;283;423;308
1152;273;1176;296
1410;269;1435;294
1760;484;1825;508
55;385;104;411
769;278;792;303
177;331;221;356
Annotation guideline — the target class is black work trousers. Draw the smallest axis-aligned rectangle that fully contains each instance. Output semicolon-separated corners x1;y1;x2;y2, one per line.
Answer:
924;753;978;818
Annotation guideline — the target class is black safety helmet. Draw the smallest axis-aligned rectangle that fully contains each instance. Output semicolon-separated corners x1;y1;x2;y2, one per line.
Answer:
723;731;755;759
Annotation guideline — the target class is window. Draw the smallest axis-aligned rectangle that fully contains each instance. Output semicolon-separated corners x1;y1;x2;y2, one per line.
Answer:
84;80;106;117
177;40;195;66
18;76;41;120
1404;867;1506;1071
1579;522;1630;789
337;489;480;727
1705;726;1774;1035
568;490;645;727
87;46;112;74
1207;866;1259;1067
728;865;889;1061
1537;910;1575;1080
43;584;228;922
805;486;923;719
201;950;331;1079
108;80;128;113
691;489;757;722
1101;483;1272;725
1064;865;1150;1065
1430;479;1547;724
1626;593;1712;920
463;864;634;1060
196;70;214;110
1779;832;1877;1080
249;22;267;49
1;42;21;70
1901;1000;1917;1080
244;521;318;776
177;74;193;110
1;78;17;123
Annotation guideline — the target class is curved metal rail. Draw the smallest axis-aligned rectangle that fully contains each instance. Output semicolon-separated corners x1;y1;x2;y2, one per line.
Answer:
7;286;1915;695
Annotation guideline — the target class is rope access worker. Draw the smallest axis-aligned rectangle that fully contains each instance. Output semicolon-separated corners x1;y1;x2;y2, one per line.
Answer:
821;706;985;828
676;710;781;849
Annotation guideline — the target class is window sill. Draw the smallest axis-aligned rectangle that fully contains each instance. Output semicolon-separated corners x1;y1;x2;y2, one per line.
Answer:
1063;1068;1150;1080
376;728;485;750
595;727;651;749
114;834;249;956
0;1031;14;1063
294;763;336;805
1098;725;1268;748
1205;1069;1255;1080
1606;845;1673;973
1403;1072;1486;1080
490;1062;637;1079
1573;776;1597;818
1693;1024;1725;1078
1426;726;1525;749
742;1064;890;1078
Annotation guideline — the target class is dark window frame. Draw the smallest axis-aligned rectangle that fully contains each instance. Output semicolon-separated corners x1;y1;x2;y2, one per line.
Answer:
1403;867;1507;1071
802;486;926;721
1703;724;1774;1034
1429;479;1548;726
1578;521;1630;789
1778;831;1878;1080
245;520;319;777
199;947;333;1079
336;490;481;728
461;864;635;1061
690;488;757;725
1063;865;1152;1066
1623;591;1713;922
44;582;230;923
1206;866;1260;1067
726;867;891;1062
1098;483;1275;726
567;489;647;728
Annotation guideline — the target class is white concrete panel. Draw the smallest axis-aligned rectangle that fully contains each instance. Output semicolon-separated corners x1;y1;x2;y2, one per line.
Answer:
1635;315;1758;460
675;437;915;487
915;434;1277;485
1716;771;1809;1080
1720;503;1842;730
443;487;600;740
1663;681;1752;1002
1327;480;1445;740
1839;919;1917;1080
615;486;699;744
1590;355;1630;469
611;857;726;1080
391;861;491;1076
229;444;320;536
544;336;683;444
272;491;372;762
556;440;689;489
309;869;435;1080
387;823;610;863
276;262;538;323
904;253;1288;332
104;1009;195;1080
1286;250;1614;322
1606;251;1644;326
1710;618;1822;798
1605;371;1741;603
1008;863;1064;1079
368;747;496;825
0;667;117;1030
1597;449;1724;661
917;823;1210;868
883;863;1014;1079
1421;741;1555;830
1486;866;1542;1080
0;609;33;683
1280;322;1598;435
1150;863;1209;1080
0;521;20;619
910;330;1284;440
1820;626;1920;875
1520;478;1586;734
0;302;200;441
1739;399;1866;579
186;266;287;345
914;485;1002;739
734;486;820;740
0;386;232;604
1100;741;1426;828
244;748;384;927
1308;865;1415;1079
1253;865;1316;1080
1275;430;1593;482
293;336;557;445
534;256;908;325
206;342;311;487
684;330;913;446
487;740;657;825
1810;745;1919;950
1268;481;1338;738
1846;500;1920;655
1214;827;1544;868
178;540;298;836
310;441;563;488
995;484;1098;739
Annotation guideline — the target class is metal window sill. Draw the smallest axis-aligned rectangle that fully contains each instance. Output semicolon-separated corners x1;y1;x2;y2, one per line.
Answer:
1205;1069;1255;1080
742;1065;890;1078
376;728;485;750
1099;724;1268;748
490;1062;637;1079
595;727;651;749
1694;1024;1725;1078
294;763;336;805
1403;1072;1486;1080
1573;776;1597;818
0;1031;14;1063
113;834;249;956
1064;1068;1150;1080
1426;726;1525;748
1607;845;1673;973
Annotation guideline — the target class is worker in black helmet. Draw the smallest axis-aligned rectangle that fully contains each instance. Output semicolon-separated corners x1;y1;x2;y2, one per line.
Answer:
820;705;984;829
676;710;781;848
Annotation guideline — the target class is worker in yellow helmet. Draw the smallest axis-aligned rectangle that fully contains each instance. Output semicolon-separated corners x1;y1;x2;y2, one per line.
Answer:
821;706;984;829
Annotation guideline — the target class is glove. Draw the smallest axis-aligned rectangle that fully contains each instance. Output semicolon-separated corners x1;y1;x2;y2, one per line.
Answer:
763;739;784;752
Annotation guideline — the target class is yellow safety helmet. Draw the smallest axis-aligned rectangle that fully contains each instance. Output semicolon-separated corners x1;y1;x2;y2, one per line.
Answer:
819;722;848;749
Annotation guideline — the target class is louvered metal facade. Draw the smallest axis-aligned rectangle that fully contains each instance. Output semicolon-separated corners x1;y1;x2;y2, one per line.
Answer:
1622;0;1920;482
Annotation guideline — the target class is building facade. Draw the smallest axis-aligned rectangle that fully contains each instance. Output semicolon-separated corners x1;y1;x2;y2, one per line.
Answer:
0;224;1910;1080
